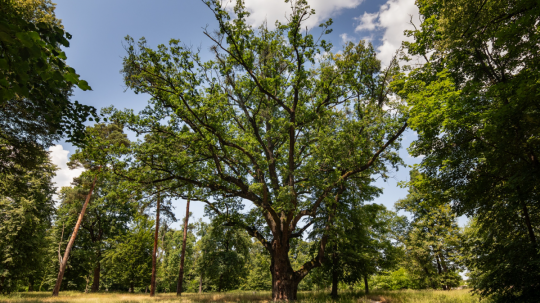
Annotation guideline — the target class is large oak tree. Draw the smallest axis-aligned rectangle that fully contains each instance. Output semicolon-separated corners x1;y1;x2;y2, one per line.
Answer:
112;0;407;299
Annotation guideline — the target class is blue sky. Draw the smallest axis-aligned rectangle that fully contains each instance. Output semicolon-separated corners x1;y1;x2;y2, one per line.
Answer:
49;0;426;227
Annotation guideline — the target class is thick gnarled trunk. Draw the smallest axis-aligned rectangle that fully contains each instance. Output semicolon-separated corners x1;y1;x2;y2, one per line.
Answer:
272;270;299;301
271;241;300;301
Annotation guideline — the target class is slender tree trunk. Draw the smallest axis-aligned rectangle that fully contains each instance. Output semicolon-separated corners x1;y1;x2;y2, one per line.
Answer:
198;273;203;293
150;190;161;297
129;282;134;293
436;254;442;275
364;274;369;295
91;261;100;292
331;251;339;298
52;174;98;296
28;281;34;292
176;197;190;296
522;203;537;246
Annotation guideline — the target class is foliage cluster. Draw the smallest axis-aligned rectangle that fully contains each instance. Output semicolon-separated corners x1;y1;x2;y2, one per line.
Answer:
0;0;95;175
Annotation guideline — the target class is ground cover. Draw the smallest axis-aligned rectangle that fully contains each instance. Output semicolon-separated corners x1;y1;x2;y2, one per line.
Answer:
0;290;483;303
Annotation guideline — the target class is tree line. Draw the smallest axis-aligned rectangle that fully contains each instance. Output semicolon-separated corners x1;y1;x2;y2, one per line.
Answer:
0;0;538;302
0;123;463;295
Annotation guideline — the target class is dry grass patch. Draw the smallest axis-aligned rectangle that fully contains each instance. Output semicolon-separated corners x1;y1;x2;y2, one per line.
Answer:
0;291;273;303
0;290;482;303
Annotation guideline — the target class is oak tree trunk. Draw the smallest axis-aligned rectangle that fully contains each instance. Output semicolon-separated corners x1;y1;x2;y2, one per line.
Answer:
150;190;161;297
52;174;98;296
271;242;299;301
176;198;190;296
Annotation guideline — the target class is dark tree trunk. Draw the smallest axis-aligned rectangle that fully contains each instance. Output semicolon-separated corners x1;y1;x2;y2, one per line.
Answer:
522;203;537;246
271;241;299;301
436;254;442;275
438;252;449;290
52;174;99;296
364;275;369;294
435;254;448;290
266;188;342;301
129;282;134;293
150;190;161;297
91;261;100;292
28;281;34;292
438;252;448;272
331;252;339;298
176;197;190;296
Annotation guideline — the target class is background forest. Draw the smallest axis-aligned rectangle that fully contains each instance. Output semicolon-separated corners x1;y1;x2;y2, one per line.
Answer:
0;0;538;302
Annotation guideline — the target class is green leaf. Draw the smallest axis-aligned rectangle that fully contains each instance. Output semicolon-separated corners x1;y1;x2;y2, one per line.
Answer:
15;32;33;47
64;72;79;83
0;32;14;43
78;80;92;91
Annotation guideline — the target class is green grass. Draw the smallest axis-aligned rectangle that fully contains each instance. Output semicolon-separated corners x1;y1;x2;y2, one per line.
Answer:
0;289;483;303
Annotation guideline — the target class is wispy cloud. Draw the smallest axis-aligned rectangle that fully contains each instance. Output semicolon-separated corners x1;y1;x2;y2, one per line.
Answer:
225;0;365;29
354;0;419;65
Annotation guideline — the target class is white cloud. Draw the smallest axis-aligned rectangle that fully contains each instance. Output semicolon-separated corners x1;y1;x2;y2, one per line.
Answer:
225;0;364;29
354;12;378;31
354;0;419;65
339;33;356;44
49;145;84;192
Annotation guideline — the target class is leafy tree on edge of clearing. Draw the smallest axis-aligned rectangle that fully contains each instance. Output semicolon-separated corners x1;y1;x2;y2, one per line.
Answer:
396;170;463;290
0;157;56;293
196;221;251;292
315;199;404;297
51;123;131;295
102;215;153;293
51;172;136;291
396;0;539;300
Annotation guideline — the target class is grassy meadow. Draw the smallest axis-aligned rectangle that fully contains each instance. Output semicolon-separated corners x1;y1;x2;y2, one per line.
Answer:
0;290;483;303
